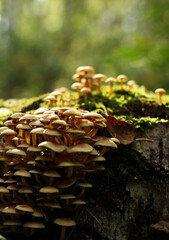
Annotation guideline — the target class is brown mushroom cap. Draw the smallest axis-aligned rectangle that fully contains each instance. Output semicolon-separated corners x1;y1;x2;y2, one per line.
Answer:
14;169;31;178
67;143;93;153
53;218;76;227
39;141;67;152
6;148;26;156
117;74;128;82
39;186;59;193
15;204;34;213
23;221;45;228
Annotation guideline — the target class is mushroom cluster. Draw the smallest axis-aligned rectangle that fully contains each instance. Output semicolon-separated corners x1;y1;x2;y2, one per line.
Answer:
71;66;140;99
0;107;119;239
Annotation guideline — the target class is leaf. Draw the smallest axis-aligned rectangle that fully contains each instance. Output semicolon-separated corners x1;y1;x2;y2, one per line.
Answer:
106;113;136;145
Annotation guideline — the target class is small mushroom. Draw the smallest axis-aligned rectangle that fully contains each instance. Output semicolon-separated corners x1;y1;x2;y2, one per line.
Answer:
105;77;116;96
80;87;91;103
93;74;106;94
155;88;166;105
53;218;76;240
71;82;83;100
117;74;128;93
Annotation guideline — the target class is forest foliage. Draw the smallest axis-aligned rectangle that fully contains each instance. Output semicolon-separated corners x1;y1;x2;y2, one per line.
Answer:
0;0;169;99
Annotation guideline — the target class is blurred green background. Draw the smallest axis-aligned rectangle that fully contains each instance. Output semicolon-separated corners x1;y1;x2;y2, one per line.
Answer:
0;0;169;99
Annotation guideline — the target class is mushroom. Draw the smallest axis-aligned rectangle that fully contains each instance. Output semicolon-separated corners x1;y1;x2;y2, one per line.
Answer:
105;77;117;97
80;87;91;103
127;80;136;94
117;74;128;93
93;74;106;94
155;88;166;105
71;82;83;100
53;218;76;240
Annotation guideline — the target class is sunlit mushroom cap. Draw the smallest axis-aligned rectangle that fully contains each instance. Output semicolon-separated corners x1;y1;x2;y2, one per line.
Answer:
67;143;93;153
39;186;59;193
63;109;83;117
0;127;8;133
127;80;136;87
23;221;45;228
155;88;166;94
80;87;91;94
93;73;106;80
34;107;48;115
39;141;67;152
76;66;95;75
16;124;31;130
71;82;83;90
27;146;43;152
19;114;38;121
83;112;104;120
4;120;15;127
51;119;69;126
50;91;62;97
105;77;117;83
117;74;128;82
66;128;85;134
53;218;76;227
11;113;25;119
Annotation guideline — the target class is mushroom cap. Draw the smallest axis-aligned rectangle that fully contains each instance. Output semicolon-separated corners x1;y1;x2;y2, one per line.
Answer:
43;170;61;178
2;206;17;214
57;177;76;188
71;82;83;90
60;194;76;200
39;186;59;193
19;114;38;121
127;80;136;87
16;124;31;130
63;109;83;117
155;88;166;94
117;74;128;82
80;87;91;94
51;119;69;126
67;143;93;153
94;138;118;148
105;77;117;83
43;128;61;137
34;107;48;115
66;128;85;134
39;141;67;152
77;183;92;187
23;221;45;228
14;169;31;177
50;91;62;97
18;186;33;193
57;162;84;167
77;119;94;127
31;127;44;134
6;148;26;156
4;120;15;127
0;186;9;193
76;66;95;75
11;112;25;119
1;129;17;136
53;218;76;227
93;73;106;80
15;204;34;212
3;220;22;226
72;199;86;205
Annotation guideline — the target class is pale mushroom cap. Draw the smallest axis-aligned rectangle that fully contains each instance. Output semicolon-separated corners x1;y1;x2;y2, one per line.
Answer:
31;127;44;134
80;87;91;94
18;186;33;193
11;112;25;119
16;124;31;130
57;162;84;167
43;128;61;137
19;114;38;121
60;194;76;200
2;206;17;214
94;138;118;148
44;95;56;101
23;221;45;228
39;141;67;152
6;148;26;156
4;120;15;127
50;91;62;97
71;82;83;90
127;80;136;86
155;88;166;94
34;107;48;115
39;186;59;193
117;74;128;82
72;199;86;205
93;73;106;80
3;220;22;226
43;170;61;178
0;186;9;193
53;218;76;227
14;169;31;177
63;109;83;117
77;183;93;187
67;143;93;153
27;146;43;152
29;120;44;127
15;204;34;212
105;77;117;83
76;66;95;75
77;119;94;127
51;119;69;126
66;128;85;134
1;129;17;136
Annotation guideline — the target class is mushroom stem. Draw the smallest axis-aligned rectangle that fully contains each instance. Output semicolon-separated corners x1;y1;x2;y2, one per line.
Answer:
60;226;66;240
120;81;123;93
159;93;162;105
108;83;113;97
99;147;108;156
